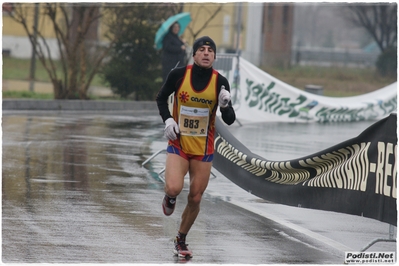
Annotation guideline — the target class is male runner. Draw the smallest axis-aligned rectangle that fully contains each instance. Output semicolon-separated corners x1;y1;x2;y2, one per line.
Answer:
156;36;236;258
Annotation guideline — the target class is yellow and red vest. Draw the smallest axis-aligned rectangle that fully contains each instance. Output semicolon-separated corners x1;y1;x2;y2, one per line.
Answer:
169;65;218;156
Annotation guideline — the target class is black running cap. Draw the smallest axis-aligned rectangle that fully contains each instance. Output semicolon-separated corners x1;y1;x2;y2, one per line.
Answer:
192;36;216;56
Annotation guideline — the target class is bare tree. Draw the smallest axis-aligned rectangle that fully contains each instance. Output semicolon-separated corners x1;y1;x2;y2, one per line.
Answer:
183;4;224;41
5;3;125;99
342;3;397;52
167;2;184;14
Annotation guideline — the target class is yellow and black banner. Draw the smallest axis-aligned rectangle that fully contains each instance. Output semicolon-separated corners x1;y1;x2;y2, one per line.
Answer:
214;113;397;225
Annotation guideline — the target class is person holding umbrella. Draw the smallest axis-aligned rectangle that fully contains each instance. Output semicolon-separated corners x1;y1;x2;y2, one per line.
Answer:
156;36;236;258
154;12;192;83
161;22;187;83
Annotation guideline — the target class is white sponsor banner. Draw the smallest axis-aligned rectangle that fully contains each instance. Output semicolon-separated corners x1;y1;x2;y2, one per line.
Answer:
218;56;397;123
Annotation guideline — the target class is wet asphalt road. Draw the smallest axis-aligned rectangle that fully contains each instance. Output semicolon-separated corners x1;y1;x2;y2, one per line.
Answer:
1;111;392;264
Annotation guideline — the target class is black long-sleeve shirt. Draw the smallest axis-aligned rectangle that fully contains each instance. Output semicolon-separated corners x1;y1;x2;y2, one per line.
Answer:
156;63;236;125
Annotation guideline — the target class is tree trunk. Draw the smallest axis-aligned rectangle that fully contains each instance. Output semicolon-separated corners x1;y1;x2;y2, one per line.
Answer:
78;84;89;100
52;79;64;99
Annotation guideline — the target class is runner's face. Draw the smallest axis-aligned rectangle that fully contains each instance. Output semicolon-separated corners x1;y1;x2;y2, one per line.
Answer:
193;45;215;69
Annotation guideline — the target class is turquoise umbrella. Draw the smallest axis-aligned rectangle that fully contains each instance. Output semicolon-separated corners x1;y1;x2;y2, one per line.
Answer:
154;12;191;50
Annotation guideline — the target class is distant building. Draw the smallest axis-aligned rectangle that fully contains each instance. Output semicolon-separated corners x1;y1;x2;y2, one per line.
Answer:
261;3;294;68
4;3;379;69
2;3;296;68
241;2;263;66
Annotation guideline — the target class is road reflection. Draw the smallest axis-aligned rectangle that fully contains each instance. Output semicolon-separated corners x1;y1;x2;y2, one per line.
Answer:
3;112;386;264
61;121;89;191
2;113;171;263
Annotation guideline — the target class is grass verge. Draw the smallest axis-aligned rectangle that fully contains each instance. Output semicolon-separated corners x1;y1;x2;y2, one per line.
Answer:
3;56;105;86
262;65;396;96
3;90;54;99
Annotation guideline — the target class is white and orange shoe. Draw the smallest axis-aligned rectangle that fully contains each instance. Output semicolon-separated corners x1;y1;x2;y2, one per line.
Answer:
173;237;193;258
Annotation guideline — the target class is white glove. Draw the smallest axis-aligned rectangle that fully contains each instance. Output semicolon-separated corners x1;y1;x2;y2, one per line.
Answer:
164;118;179;141
218;85;231;108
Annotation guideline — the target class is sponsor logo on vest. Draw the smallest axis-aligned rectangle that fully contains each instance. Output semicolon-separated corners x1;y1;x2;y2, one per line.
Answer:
191;97;213;105
179;91;190;103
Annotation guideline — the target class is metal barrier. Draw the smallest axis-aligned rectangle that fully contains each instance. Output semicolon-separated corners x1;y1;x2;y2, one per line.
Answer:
360;224;396;252
213;53;243;126
213;53;239;82
292;47;379;68
141;149;217;182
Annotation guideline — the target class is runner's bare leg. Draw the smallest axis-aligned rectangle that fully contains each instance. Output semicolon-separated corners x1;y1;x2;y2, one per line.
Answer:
164;153;188;197
179;159;212;234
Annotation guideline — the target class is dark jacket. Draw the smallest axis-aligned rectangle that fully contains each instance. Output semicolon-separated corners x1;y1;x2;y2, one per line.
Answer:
162;31;186;82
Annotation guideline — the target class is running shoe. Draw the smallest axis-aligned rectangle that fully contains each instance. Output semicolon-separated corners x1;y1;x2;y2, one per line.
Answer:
173;237;193;258
162;195;176;216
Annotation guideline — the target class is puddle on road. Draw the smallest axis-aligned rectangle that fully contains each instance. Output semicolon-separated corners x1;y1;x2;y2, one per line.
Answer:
3;112;169;263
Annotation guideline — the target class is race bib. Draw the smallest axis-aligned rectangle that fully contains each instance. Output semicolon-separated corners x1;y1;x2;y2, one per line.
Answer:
179;106;209;136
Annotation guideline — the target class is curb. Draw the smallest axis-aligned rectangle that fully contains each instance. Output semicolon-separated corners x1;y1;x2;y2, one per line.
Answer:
2;99;158;112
